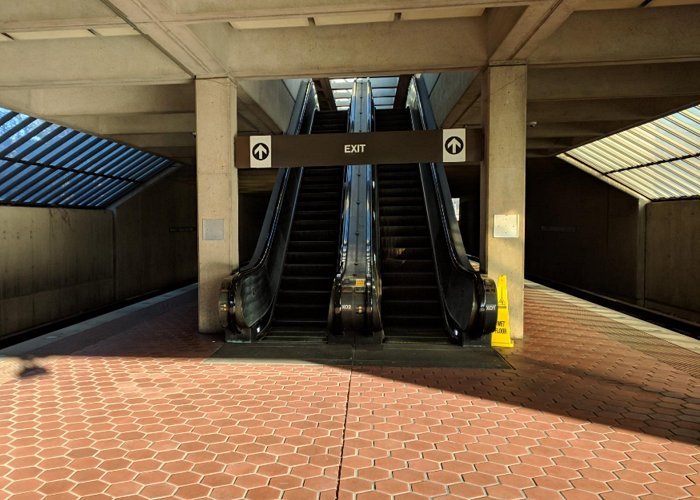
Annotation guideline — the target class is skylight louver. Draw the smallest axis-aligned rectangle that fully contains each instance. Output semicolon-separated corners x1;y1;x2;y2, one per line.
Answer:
558;105;700;201
0;108;174;209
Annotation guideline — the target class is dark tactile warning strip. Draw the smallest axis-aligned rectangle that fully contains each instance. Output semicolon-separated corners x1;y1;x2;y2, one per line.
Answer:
0;285;697;499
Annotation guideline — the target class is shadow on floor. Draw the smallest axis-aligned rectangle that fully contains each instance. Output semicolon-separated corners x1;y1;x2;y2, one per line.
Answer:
2;288;697;447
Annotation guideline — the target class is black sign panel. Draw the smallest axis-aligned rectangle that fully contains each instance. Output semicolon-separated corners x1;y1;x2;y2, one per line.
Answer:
234;129;481;168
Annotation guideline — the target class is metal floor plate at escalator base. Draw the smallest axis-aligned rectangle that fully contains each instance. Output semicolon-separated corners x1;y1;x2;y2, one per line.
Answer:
207;342;511;369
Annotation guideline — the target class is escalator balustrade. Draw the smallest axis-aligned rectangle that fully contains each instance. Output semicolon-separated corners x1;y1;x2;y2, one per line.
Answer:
375;109;445;340
265;111;347;340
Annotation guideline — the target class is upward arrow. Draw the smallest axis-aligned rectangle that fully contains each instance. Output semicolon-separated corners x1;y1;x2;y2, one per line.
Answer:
253;143;269;161
446;137;464;155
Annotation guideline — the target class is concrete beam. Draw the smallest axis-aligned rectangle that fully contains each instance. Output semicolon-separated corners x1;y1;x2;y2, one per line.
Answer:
168;0;537;22
103;0;227;76
145;146;196;159
529;62;700;101
0;36;189;87
526;137;581;150
43;112;196;135
530;5;700;66
239;79;296;133
510;1;576;60
527;95;700;123
190;17;487;78
442;72;482;128
109;133;196;149
487;6;527;59
427;71;479;127
0;0;123;30
0;84;194;117
526;121;634;138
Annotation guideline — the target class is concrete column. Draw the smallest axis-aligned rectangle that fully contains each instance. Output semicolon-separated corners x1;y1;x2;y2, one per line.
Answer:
636;199;648;307
195;78;239;333
481;64;527;339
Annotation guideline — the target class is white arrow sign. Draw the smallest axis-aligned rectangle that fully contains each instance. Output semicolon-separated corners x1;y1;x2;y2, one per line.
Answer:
442;128;466;162
250;135;271;168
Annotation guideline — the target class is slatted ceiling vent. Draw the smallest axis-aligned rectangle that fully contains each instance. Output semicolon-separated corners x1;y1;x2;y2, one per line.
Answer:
0;108;174;209
558;104;700;201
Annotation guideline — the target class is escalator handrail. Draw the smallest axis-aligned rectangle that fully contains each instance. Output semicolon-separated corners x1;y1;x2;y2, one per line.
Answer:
230;81;316;331
329;84;366;333
406;76;483;337
236;81;315;278
368;101;383;335
412;77;477;277
334;113;354;280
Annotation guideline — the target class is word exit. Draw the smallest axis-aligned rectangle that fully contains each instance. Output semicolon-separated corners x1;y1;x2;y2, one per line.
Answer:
344;144;366;154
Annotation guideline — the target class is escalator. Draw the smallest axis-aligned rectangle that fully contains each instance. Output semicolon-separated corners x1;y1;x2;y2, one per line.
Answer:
220;82;349;342
375;109;445;341
221;77;496;346
259;112;347;340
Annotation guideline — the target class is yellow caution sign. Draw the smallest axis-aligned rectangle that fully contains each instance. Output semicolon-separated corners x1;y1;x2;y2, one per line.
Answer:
491;275;514;348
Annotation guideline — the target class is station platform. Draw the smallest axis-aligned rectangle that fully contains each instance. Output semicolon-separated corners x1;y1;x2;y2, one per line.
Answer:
0;283;698;499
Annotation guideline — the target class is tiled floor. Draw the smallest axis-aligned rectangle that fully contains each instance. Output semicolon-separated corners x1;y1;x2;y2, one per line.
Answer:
0;284;698;499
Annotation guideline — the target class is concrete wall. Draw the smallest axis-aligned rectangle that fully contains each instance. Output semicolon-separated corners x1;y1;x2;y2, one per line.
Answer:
0;207;114;336
425;71;478;126
0;167;197;338
525;158;640;301
526;158;700;325
239;79;297;132
645;199;700;323
114;167;197;300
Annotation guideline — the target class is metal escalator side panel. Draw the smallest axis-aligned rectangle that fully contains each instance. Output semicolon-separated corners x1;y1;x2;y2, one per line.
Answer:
266;111;348;340
333;78;377;342
221;81;316;341
408;76;496;343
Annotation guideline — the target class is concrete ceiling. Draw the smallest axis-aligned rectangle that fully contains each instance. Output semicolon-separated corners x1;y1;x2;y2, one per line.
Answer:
1;0;699;191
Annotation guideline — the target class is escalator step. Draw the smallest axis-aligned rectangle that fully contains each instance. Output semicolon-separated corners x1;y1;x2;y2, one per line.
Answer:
294;210;339;220
382;299;442;316
296;200;339;208
290;229;338;240
274;303;328;319
381;315;443;328
380;215;427;226
382;271;437;286
277;290;330;306
379;188;421;197
286;241;337;254
281;276;332;287
261;114;346;337
292;219;338;229
383;285;440;300
303;171;342;178
381;236;431;247
381;226;430;237
377;179;421;189
380;206;425;217
300;191;341;201
378;196;423;204
300;183;341;192
382;258;434;273
265;326;329;339
285;251;336;264
270;318;328;328
382;247;433;259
